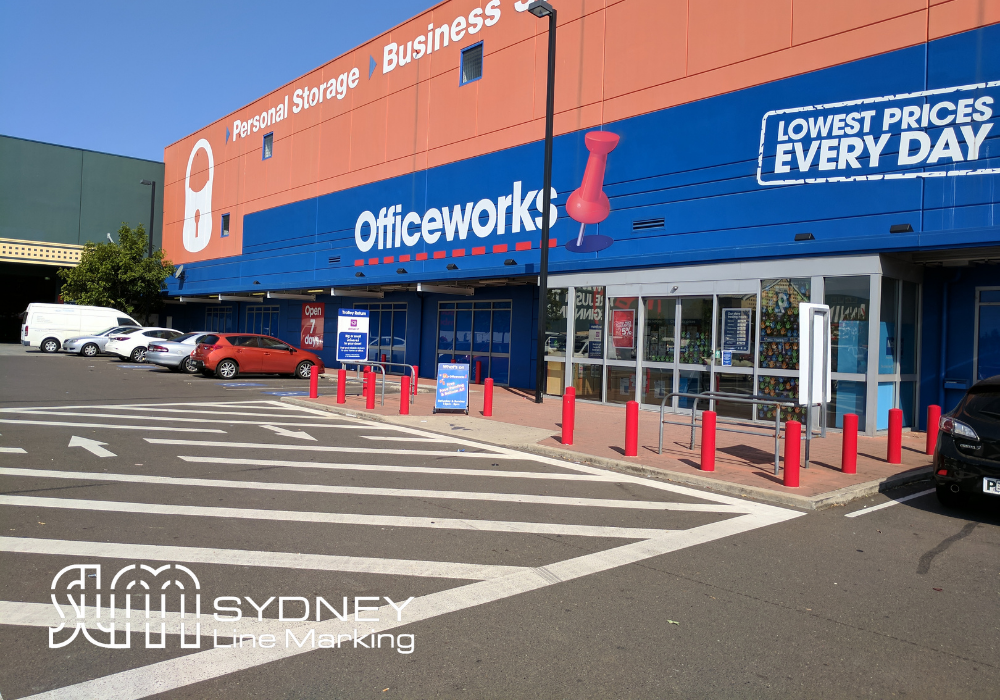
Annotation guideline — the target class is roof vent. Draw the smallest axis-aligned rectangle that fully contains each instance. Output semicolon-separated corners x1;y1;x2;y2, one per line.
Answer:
328;255;341;264
632;218;664;231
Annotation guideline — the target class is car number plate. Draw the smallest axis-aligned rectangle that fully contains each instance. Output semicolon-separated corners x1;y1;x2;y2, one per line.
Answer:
984;477;1000;496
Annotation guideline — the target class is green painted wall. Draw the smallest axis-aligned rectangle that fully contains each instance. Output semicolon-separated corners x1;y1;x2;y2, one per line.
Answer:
0;135;164;248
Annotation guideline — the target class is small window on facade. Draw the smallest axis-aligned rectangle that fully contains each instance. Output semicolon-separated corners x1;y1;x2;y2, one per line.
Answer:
460;43;483;85
262;132;273;160
221;213;230;238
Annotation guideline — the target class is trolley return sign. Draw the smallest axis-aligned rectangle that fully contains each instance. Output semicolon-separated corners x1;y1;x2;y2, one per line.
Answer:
336;309;369;363
758;81;997;185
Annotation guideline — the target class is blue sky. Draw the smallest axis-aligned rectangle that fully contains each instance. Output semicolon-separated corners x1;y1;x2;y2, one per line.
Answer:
0;0;435;162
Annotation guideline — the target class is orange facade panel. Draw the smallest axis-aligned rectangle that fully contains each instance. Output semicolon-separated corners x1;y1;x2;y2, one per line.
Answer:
163;0;1000;266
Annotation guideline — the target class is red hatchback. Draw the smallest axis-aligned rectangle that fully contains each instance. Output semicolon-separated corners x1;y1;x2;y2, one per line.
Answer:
191;334;324;380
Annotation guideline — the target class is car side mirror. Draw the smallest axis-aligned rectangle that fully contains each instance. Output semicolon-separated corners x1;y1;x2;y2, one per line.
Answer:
290;348;297;353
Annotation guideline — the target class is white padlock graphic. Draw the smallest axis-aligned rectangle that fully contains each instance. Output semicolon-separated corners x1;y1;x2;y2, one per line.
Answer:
183;138;214;253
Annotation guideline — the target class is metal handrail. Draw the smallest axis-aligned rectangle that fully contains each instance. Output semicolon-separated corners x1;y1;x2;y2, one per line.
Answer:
658;390;819;474
348;361;419;405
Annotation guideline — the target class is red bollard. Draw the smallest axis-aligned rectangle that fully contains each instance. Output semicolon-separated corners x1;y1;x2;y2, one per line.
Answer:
561;387;575;445
309;364;319;399
926;404;941;455
336;368;346;404
484;378;494;417
382;353;387;363
365;371;376;410
624;400;639;457
784;420;801;487
400;375;410;415
841;413;858;474
887;408;902;464
700;410;717;472
412;366;419;395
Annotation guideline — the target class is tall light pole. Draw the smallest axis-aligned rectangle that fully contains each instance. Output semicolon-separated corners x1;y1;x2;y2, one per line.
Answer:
140;179;156;257
529;0;557;404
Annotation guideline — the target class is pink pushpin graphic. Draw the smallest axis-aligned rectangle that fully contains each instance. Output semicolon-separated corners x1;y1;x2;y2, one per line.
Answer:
566;130;619;253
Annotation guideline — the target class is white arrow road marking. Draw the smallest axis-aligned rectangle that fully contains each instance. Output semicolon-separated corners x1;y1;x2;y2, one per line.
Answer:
67;436;115;458
260;424;316;440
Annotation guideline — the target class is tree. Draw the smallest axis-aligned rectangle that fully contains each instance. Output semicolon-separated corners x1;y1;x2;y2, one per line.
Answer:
58;223;173;322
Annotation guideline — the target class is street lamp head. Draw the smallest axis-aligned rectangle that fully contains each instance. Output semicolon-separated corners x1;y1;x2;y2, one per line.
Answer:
527;0;554;17
140;179;154;186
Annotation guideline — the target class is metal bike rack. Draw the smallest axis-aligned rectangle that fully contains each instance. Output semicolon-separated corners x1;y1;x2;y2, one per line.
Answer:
658;390;822;474
346;361;419;406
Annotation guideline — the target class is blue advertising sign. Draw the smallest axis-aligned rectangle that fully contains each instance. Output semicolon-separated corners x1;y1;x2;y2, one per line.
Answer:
434;363;470;413
336;309;370;363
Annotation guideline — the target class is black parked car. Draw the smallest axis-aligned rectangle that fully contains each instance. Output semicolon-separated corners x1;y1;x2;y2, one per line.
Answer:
933;375;1000;507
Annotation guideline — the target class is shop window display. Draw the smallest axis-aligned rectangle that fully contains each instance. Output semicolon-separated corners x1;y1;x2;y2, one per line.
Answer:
757;375;805;423
679;297;712;365
759;278;810;370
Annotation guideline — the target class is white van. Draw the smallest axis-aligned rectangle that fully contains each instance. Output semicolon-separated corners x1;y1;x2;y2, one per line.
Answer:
20;304;140;353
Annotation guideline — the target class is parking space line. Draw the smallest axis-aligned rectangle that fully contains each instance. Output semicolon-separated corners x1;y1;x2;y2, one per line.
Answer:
2;410;380;429
0;495;673;539
144;438;511;458
0;468;744;512
0;419;225;433
0;537;525;580
0;447;27;454
179;456;614;481
844;488;936;518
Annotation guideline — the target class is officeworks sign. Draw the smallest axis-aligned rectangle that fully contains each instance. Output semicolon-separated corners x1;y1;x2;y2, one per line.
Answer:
757;81;998;185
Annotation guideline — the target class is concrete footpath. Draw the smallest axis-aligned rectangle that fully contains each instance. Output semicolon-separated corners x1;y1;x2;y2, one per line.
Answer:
284;378;933;511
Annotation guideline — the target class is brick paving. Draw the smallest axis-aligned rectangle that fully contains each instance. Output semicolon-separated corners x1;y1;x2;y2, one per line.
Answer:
309;375;931;499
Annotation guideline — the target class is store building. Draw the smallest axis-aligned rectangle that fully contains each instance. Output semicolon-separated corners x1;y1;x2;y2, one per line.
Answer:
0;135;165;342
161;0;1000;435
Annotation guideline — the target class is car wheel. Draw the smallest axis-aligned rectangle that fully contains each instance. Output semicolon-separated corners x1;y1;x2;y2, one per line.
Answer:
936;484;966;508
40;338;60;353
295;361;314;380
81;343;99;357
182;357;199;374
130;347;147;363
215;359;239;380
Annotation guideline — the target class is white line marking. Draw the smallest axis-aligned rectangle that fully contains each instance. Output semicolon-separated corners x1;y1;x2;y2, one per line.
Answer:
361;436;448;442
16;513;800;700
1;410;371;428
0;468;744;512
0;537;522;580
0;419;225;433
179;455;613;481
67;436;115;458
0;496;673;539
261;424;315;440
844;488;936;518
0;447;26;454
145;438;509;458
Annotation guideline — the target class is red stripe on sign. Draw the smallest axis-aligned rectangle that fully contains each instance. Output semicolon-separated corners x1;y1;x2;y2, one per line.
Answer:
383;256;394;264
354;260;364;267
368;258;379;265
548;238;557;248
515;241;531;251
416;252;428;261
452;249;466;257
399;254;411;262
492;244;508;254
433;251;446;259
471;246;486;255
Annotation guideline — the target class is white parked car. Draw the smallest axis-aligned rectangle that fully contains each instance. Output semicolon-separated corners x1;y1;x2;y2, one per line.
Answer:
105;328;183;363
62;326;141;357
20;303;140;353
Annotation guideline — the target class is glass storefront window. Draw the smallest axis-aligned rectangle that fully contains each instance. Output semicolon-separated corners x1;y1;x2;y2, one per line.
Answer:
644;297;675;363
826;379;866;429
825;276;869;374
879;277;898;374
641;367;674;406
759;278;809;370
900;281;917;375
573;363;603;401
606;365;636;404
573;286;605;359
758;375;805;423
607;297;639;361
677;369;710;409
679;297;713;365
714;373;754;420
715;295;756;367
544;289;569;358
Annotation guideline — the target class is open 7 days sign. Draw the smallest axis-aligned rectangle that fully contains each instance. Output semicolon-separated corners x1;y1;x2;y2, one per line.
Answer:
757;81;997;185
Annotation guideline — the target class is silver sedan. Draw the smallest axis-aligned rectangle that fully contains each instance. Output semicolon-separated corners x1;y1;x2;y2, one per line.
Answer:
145;332;217;373
62;326;140;357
